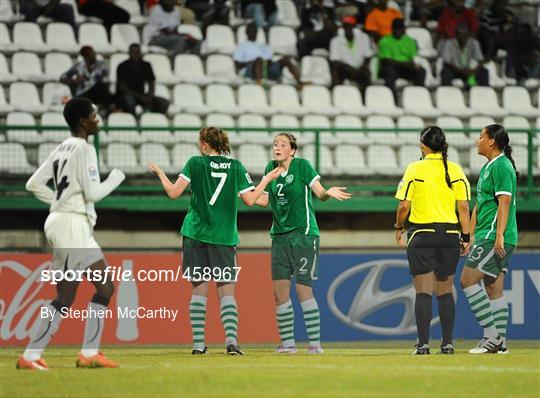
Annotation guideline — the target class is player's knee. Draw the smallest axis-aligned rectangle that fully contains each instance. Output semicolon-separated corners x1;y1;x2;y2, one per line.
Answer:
95;282;115;301
459;275;470;289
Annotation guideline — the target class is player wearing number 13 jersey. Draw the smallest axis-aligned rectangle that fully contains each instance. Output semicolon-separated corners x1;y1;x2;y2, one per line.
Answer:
256;133;351;354
150;127;282;355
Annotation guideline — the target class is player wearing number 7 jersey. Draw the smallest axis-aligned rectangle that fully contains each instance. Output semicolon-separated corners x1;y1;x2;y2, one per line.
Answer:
17;98;125;371
150;127;283;355
255;133;351;354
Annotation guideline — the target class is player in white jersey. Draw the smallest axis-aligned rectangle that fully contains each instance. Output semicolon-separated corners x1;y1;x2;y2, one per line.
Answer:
17;98;125;371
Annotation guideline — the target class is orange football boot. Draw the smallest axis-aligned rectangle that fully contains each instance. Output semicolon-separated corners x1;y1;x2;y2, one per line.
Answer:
76;352;119;368
16;356;49;371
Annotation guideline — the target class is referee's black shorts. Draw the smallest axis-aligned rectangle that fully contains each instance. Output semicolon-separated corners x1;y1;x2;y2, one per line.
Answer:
406;223;460;277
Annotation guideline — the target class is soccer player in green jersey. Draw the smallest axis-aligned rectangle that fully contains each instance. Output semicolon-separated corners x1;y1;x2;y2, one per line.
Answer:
150;127;283;355
255;133;351;354
460;124;519;354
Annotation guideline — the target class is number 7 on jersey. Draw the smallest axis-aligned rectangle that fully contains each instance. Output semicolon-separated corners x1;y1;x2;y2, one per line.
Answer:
209;172;227;205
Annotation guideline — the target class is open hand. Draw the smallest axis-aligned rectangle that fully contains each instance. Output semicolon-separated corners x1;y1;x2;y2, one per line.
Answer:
149;162;164;177
265;166;285;181
326;187;351;201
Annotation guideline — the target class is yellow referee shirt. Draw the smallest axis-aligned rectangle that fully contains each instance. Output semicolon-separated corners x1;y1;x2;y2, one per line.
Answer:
395;153;471;224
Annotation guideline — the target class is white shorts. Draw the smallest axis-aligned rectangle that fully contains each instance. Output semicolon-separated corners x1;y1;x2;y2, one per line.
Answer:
44;212;104;271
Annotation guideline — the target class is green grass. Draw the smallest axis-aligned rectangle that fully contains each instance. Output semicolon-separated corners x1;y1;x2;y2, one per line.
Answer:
2;341;539;398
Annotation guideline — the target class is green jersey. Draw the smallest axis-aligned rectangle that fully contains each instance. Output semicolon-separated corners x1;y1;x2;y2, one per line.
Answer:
264;158;320;237
475;153;518;245
180;155;254;246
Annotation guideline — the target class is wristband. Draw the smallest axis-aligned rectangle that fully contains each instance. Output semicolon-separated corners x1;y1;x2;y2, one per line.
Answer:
461;233;470;242
393;223;404;230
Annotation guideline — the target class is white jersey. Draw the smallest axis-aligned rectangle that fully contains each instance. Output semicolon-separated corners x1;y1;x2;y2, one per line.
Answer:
26;136;125;227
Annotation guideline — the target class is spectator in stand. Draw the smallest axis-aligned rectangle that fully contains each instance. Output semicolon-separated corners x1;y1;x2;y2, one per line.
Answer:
146;0;201;60
329;15;374;91
241;0;277;29
364;0;402;42
496;23;540;85
233;22;305;87
20;0;76;29
297;0;337;58
378;18;426;100
437;0;479;42
78;0;130;34
440;23;488;88
60;46;114;112
147;0;197;24
477;0;513;59
409;0;445;29
116;44;169;116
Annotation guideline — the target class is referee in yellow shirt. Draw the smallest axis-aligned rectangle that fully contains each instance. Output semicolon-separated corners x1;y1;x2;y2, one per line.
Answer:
394;126;471;355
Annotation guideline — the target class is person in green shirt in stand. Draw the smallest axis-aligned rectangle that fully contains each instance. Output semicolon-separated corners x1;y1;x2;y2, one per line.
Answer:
255;133;351;354
150;126;283;355
460;124;519;355
378;18;426;100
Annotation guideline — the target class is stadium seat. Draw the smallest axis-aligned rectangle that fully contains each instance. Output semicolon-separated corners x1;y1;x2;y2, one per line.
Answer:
469;116;496;130
42;82;71;112
109;53;129;83
78;23;113;54
13;22;47;52
435;86;474;118
206;84;241;116
483;61;507;89
62;0;87;24
0;23;18;52
334;145;369;175
111;24;141;52
503;116;531;146
46;23;78;53
364;86;403;117
172;114;202;143
140;113;174;143
238;144;269;174
396;115;424;144
0;143;34;174
302;144;334;174
334;115;368;145
402;86;441;118
332;85;369;116
172;84;209;115
174;54;211;86
511;146;529;175
9;82;46;114
301;86;340;116
367;145;401;175
154;83;171;103
205;24;236;55
0;86;14;114
106;112;144;144
470;86;507;117
236;25;266;44
44;53;73;81
416;56;439;88
301;56;331;86
270;84;307;116
140;143;173;173
237;114;270;144
468;147;485;174
205;54;242;85
106;143;139;174
38;143;59;165
144;54;180;85
406;27;437;59
270;114;299;130
116;0;148;25
0;0;21;23
206;113;236;131
366;115;398;144
447;147;460;163
11;52;47;83
398;145;421;168
276;0;301;28
40;112;70;142
6;112;43;144
502;86;539;118
268;26;297;56
302;114;331;145
435;116;470;148
177;24;203;41
238;84;276;116
172;143;199;170
0;53;16;83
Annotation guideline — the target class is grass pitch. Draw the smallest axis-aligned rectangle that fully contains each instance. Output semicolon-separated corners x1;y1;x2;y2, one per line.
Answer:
1;341;539;398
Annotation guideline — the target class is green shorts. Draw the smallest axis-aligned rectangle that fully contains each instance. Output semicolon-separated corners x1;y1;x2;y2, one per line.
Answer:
271;230;320;287
464;238;515;278
182;236;238;283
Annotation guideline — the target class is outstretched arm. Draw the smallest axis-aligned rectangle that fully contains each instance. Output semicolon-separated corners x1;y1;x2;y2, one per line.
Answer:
80;146;125;203
241;166;284;207
311;181;351;202
149;162;189;199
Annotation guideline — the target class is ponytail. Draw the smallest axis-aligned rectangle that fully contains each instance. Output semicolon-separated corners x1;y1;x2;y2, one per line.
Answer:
420;126;452;188
503;145;520;179
441;144;452;188
199;126;231;155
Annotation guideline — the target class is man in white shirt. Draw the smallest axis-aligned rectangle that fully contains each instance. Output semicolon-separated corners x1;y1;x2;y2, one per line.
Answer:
233;22;305;86
329;15;374;91
17;98;125;371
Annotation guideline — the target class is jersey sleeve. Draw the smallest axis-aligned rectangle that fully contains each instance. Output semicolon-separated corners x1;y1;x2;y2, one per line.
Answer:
395;163;415;201
179;156;196;183
301;159;320;188
451;166;471;201
491;161;514;197
236;161;255;195
25;148;56;204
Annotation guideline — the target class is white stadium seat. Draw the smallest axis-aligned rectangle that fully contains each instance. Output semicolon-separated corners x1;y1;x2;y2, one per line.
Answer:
172;143;199;170
111;24;141;52
365;85;403;117
396;115;423;144
116;0;148;25
172;84;209;115
334;115;368;145
469;116;496;130
11;52;48;83
469;147;485;175
470;86;507;117
269;26;297;56
0;53;16;83
44;53;73;81
0;143;34;174
206;84;241;116
398;145;421;168
367;145;401;175
511;146;528;175
270;114;299;130
109;53;129;83
302;144;334;174
236;25;266;44
402;86;441;118
206;54;242;85
46;23;78;53
436;116;470;148
177;24;203;41
145;54;180;85
0;86;14;114
140;143;173;173
406;27;437;59
42;82;71;112
276;0;301;28
140;113;174;143
301;56;331;86
503;116;530;146
106;112;144;144
62;0;87;24
175;54;211;85
9;82;46;114
332;85;369;116
270;84;307;116
6;112;43;144
335;145;369;175
483;61;507;89
205;25;236;55
0;1;21;23
172;114;202;144
0;23;17;52
301;85;340;116
238;84;276;116
38;143;59;165
237;114;270;144
78;23;113;54
435;86;474;118
206;113;236;130
106;143;139;174
302;114;331;145
238;144;269;174
502;86;539;118
366;115;398;145
13;22;47;52
40;112;70;143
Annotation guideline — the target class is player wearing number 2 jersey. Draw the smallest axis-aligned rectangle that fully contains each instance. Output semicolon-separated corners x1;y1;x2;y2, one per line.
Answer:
255;133;351;354
150;127;282;355
17;98;125;371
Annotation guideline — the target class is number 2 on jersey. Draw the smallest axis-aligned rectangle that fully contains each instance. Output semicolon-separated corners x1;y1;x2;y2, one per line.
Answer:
52;159;70;200
209;172;227;205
